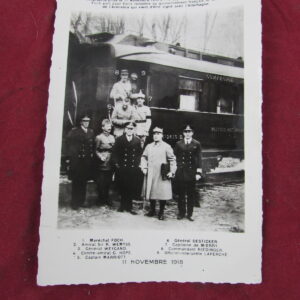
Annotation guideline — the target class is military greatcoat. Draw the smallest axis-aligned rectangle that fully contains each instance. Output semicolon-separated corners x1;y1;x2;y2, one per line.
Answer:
140;141;177;201
67;127;95;181
66;126;94;209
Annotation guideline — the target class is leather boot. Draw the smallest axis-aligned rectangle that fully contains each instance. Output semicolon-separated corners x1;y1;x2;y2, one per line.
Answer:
158;200;166;220
145;200;156;217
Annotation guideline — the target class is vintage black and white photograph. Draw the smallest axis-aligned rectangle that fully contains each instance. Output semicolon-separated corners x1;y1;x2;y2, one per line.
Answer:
38;0;261;285
57;5;245;231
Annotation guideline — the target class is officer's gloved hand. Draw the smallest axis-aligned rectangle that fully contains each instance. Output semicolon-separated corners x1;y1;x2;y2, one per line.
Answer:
142;168;147;175
196;169;202;181
166;172;174;179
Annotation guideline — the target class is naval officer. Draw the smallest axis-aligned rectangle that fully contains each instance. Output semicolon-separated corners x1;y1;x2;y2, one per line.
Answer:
112;121;143;214
66;115;95;210
174;124;202;221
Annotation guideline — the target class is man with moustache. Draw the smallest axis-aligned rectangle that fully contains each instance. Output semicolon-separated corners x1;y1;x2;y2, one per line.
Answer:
110;69;132;107
140;126;177;220
111;97;136;137
134;90;152;148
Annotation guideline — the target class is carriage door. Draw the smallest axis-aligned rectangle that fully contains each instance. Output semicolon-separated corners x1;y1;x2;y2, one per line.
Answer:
94;67;115;122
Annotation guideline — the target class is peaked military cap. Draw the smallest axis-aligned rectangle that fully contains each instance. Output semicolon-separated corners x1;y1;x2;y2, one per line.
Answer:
183;124;194;131
136;90;145;99
81;115;91;121
152;126;163;133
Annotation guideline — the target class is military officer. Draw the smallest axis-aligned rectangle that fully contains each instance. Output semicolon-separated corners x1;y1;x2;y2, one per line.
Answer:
66;115;95;210
110;69;132;107
134;90;152;148
111;97;136;137
140;126;177;220
112;121;142;214
174;124;202;221
132;91;151;201
94;119;115;206
130;73;140;96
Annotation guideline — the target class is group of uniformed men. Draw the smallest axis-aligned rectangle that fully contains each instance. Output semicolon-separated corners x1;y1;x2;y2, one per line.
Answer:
66;70;202;221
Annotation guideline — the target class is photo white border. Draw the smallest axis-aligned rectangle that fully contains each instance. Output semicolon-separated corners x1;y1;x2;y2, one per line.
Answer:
38;0;262;285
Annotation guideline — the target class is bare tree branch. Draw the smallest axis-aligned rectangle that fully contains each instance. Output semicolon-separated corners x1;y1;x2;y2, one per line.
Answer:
137;16;145;37
203;11;218;51
148;14;185;44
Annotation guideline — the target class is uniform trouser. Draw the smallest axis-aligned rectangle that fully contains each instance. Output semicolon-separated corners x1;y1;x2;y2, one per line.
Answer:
149;200;166;215
71;179;87;209
117;168;138;211
95;171;112;204
135;169;144;200
177;181;195;217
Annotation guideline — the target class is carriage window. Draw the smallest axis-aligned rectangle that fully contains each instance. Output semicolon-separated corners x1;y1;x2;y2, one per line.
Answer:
216;98;234;114
215;84;237;114
179;77;202;111
179;92;197;110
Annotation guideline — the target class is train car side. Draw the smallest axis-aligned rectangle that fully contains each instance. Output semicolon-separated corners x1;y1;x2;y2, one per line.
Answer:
62;36;244;173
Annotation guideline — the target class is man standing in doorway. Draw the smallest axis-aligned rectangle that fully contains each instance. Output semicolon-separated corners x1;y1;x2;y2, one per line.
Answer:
66;115;95;210
110;69;132;107
140;127;177;220
174;124;202;221
134;90;152;148
112;122;142;214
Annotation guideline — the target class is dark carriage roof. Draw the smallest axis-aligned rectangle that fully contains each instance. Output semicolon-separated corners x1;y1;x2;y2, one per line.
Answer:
111;44;244;80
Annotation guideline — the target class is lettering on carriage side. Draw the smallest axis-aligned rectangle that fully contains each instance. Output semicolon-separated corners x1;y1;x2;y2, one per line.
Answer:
163;134;181;140
206;74;235;83
211;127;244;133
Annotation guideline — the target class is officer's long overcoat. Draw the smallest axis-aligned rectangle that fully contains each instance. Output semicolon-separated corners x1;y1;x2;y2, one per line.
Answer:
66;127;94;181
140;141;177;200
174;139;202;182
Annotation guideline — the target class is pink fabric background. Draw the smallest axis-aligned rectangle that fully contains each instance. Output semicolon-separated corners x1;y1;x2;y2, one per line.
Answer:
0;0;299;298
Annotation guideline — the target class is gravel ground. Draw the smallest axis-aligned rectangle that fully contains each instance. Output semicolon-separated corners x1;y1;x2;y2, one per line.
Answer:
57;182;244;232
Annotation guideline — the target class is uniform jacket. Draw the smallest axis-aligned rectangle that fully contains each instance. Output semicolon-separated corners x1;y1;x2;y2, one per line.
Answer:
112;135;142;170
111;105;136;137
95;133;115;171
140;141;177;200
134;105;152;136
174;138;202;182
66;127;95;180
110;80;132;106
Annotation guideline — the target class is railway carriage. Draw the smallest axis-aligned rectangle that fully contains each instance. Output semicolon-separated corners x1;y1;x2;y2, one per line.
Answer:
62;33;244;173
